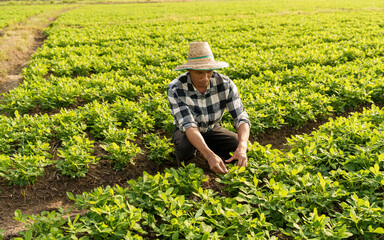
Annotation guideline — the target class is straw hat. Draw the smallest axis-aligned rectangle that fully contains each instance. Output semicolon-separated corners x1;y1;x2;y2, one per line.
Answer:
174;42;229;71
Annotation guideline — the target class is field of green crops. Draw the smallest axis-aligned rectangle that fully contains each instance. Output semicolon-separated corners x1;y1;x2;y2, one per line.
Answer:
1;0;384;239
0;5;66;29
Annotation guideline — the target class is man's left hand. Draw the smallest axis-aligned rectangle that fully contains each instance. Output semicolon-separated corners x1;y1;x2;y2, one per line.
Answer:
225;149;248;168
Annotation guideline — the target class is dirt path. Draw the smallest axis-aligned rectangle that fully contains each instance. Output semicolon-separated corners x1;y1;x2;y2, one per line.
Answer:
0;8;73;95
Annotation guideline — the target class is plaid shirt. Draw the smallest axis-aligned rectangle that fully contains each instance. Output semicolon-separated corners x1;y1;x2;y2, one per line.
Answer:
167;71;250;133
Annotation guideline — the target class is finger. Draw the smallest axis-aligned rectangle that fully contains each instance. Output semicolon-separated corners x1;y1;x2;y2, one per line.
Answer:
213;161;227;174
213;166;225;174
211;163;225;174
239;160;247;168
219;161;228;174
225;155;235;163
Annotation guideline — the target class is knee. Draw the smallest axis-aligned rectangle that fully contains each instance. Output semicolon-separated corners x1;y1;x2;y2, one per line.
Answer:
174;143;195;162
173;130;196;162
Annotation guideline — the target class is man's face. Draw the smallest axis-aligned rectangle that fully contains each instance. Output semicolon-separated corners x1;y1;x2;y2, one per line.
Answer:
188;70;214;90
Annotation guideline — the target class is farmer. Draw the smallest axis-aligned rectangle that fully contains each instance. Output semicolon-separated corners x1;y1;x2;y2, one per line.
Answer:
167;42;251;174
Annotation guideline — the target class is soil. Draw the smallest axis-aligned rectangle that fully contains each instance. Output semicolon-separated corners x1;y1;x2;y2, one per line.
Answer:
0;34;42;95
0;8;69;95
0;9;378;239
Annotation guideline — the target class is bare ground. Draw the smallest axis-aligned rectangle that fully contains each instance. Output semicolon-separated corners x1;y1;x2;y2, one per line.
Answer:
0;9;378;239
0;7;72;95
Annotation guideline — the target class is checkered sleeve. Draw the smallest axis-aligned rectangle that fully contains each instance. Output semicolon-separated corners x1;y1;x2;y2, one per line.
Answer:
167;85;198;132
226;80;251;129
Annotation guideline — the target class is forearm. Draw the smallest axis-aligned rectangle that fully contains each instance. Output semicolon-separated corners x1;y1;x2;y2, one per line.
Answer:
185;127;215;158
236;122;250;152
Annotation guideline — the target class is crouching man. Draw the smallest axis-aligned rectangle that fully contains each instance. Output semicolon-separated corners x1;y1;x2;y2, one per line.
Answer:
167;42;251;174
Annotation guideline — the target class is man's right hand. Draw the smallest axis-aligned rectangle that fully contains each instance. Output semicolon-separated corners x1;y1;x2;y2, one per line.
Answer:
205;152;228;174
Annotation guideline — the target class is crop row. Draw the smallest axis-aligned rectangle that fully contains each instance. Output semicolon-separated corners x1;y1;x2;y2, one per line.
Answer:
0;5;66;29
1;3;384;137
1;1;384;238
0;93;173;186
1;0;384;194
12;105;384;239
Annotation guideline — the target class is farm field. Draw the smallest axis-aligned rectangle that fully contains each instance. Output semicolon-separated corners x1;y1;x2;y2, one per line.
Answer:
1;0;384;239
0;5;67;29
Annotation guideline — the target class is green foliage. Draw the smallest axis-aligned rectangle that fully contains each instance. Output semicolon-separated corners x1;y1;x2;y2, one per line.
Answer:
23;104;379;238
52;109;87;141
0;5;66;29
82;101;121;140
4;0;384;238
67;186;146;239
101;141;141;171
15;164;209;239
102;126;137;143
101;126;141;170
3;0;384;137
0;154;52;186
0;113;54;186
140;93;174;135
14;109;384;239
0;112;54;186
143;133;173;164
110;97;155;133
56;135;99;178
218;106;384;239
14;208;68;240
0;112;53;155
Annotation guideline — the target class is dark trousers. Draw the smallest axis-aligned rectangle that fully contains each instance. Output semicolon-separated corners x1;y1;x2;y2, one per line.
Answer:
173;124;239;162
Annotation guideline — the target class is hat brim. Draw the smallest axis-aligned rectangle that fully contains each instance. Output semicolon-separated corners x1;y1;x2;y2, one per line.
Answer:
174;61;229;71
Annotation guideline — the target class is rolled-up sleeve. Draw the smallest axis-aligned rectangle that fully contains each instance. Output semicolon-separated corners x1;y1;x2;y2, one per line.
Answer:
226;80;251;129
167;86;198;132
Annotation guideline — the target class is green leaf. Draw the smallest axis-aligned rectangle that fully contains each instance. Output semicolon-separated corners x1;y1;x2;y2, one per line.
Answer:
14;209;22;221
195;208;205;221
373;227;384;233
24;230;33;240
330;147;335;155
349;209;358;224
336;224;353;238
279;189;288;197
200;222;212;233
67;192;75;200
370;163;380;176
369;225;384;233
172;231;179;240
202;232;210;240
166;187;174;195
269;178;275;186
253;175;258;187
